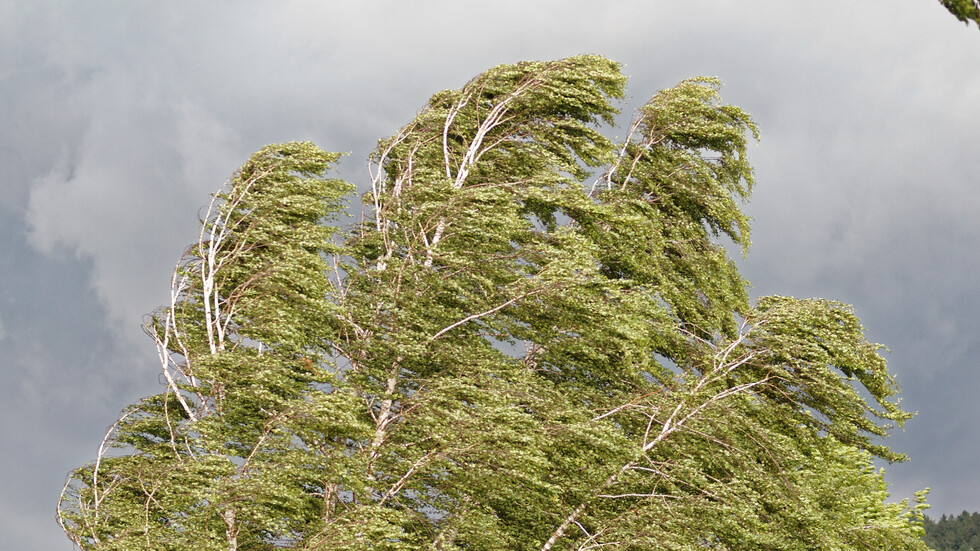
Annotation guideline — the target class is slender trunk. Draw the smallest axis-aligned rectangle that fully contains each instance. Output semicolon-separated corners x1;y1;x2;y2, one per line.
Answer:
223;507;238;551
366;368;400;494
540;501;589;551
429;495;471;550
323;482;338;522
371;374;399;454
540;468;623;551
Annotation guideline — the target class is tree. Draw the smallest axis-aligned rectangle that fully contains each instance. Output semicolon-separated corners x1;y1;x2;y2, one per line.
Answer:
923;511;980;550
60;55;929;550
58;142;365;550
938;0;980;28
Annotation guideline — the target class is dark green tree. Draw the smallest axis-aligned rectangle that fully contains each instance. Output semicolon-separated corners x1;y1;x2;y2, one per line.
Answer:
60;55;928;550
923;511;980;550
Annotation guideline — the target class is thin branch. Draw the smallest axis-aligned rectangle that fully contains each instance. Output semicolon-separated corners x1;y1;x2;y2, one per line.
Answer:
378;449;440;506
430;289;544;340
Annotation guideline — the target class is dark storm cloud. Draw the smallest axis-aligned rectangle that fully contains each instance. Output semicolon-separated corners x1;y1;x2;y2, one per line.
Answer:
2;1;979;548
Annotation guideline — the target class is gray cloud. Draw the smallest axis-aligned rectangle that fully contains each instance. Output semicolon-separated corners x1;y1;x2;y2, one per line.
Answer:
25;88;244;345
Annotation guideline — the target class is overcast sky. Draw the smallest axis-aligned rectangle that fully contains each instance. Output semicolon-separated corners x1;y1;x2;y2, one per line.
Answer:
2;1;979;548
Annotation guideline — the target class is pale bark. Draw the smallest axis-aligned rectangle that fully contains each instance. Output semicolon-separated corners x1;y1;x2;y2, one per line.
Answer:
223;507;238;551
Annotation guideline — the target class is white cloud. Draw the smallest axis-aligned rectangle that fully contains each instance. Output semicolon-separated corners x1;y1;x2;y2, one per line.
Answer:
25;69;243;345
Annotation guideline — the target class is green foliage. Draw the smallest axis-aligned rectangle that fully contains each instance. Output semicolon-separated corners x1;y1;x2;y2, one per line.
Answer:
938;0;980;28
60;56;928;550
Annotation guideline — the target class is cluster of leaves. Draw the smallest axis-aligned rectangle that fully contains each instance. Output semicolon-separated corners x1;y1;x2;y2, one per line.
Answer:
939;0;980;28
923;511;980;550
60;56;929;550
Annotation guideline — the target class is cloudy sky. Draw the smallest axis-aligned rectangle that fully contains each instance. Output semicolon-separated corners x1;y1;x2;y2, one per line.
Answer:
2;1;978;548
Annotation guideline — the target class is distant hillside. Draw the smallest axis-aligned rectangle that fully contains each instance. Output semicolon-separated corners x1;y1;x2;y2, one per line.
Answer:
923;511;980;550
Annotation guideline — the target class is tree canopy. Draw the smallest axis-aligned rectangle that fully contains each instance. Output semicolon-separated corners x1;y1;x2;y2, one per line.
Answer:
59;55;929;550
